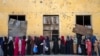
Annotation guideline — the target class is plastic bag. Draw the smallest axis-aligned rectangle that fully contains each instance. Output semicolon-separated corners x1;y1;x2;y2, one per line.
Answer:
33;44;38;53
78;45;82;54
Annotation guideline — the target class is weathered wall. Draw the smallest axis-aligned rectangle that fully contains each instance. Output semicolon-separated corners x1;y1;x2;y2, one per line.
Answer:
0;0;100;38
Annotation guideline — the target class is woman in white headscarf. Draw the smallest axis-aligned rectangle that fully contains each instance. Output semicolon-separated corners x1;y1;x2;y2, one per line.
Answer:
8;36;14;56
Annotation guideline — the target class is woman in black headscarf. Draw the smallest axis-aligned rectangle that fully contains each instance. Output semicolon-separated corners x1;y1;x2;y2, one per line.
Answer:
45;36;50;55
26;36;32;55
8;36;14;56
33;36;39;54
52;36;59;54
39;36;45;54
81;36;87;55
66;36;70;54
3;36;8;56
69;36;74;54
66;36;74;54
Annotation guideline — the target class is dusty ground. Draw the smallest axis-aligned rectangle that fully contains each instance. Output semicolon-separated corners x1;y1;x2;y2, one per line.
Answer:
26;54;86;56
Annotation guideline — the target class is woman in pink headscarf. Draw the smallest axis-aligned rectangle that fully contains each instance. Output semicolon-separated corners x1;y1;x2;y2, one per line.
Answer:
21;36;26;56
14;36;19;56
85;39;92;56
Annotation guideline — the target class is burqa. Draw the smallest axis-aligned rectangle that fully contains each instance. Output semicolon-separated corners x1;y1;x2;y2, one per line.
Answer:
65;36;68;54
52;37;59;54
3;37;8;56
0;45;4;56
31;36;35;55
66;36;73;54
33;36;39;54
69;36;74;54
0;37;4;56
37;37;41;54
26;36;31;55
76;34;82;54
45;36;50;55
81;36;87;55
60;36;66;54
21;36;26;56
39;36;45;54
8;36;14;56
0;37;3;48
14;36;19;56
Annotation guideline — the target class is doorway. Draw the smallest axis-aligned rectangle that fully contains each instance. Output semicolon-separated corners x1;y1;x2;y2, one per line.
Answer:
43;15;59;40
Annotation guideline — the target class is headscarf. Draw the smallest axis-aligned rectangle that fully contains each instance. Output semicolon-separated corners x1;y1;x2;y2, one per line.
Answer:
40;35;45;42
14;36;19;43
8;36;13;43
0;37;3;46
61;36;66;45
4;36;8;42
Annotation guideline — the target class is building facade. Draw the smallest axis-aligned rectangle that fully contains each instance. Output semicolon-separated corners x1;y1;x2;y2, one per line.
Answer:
0;0;100;38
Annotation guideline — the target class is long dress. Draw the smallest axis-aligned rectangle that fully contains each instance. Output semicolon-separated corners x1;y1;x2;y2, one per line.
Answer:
3;37;8;56
26;36;31;55
60;36;66;54
66;38;73;54
86;39;92;56
0;37;4;56
69;38;73;54
52;37;59;54
73;37;77;54
93;41;99;56
14;37;19;56
45;36;50;55
0;46;4;56
81;39;87;55
21;39;26;56
8;40;14;56
39;36;45;54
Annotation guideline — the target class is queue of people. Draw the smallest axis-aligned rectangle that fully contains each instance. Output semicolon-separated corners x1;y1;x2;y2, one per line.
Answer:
0;35;100;56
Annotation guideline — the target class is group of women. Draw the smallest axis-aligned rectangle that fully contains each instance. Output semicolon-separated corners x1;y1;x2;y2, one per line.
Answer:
0;35;100;56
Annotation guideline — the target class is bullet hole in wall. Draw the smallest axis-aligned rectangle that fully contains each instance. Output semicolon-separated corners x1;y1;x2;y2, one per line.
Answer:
40;1;43;3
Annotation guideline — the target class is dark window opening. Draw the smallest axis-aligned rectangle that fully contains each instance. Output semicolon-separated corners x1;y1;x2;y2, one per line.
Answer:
9;15;17;20
76;15;91;26
76;15;83;25
18;15;25;21
84;15;91;25
9;15;25;21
